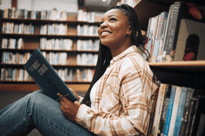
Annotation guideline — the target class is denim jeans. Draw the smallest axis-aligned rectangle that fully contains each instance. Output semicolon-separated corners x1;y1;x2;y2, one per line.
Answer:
0;90;95;136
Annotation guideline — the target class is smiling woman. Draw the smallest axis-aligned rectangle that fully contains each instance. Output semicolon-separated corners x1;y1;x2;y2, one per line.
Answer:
0;4;158;136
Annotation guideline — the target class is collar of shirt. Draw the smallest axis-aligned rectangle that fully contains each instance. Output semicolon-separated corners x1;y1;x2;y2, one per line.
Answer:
110;45;138;66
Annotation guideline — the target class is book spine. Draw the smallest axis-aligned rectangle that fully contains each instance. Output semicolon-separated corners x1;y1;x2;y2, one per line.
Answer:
148;88;159;134
159;98;169;136
151;84;167;136
173;87;188;136
151;12;165;62
163;85;177;136
184;98;197;136
168;86;181;136
178;88;195;136
149;15;159;62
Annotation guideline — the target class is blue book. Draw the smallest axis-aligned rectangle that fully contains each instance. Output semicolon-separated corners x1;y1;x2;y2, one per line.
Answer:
24;48;77;102
173;87;188;136
163;85;177;136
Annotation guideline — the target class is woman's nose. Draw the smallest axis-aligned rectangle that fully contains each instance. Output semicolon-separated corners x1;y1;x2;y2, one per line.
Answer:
100;21;108;29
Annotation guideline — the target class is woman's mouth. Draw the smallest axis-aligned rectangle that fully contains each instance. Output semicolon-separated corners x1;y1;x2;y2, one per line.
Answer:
101;31;111;36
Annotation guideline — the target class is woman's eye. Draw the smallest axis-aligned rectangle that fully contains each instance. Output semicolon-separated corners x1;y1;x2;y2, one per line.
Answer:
110;18;117;21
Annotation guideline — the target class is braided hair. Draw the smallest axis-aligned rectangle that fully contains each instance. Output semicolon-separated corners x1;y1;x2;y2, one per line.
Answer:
80;4;149;106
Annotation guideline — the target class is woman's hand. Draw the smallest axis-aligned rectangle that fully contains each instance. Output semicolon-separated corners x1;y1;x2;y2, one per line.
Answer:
70;88;80;101
57;93;80;121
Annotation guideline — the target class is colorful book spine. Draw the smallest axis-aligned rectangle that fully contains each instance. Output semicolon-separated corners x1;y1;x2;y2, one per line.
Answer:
173;87;188;136
178;88;195;136
163;85;177;136
151;12;168;62
168;86;182;136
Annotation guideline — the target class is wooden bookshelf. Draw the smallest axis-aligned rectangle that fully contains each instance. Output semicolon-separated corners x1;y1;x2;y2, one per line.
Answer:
0;10;100;92
149;61;205;90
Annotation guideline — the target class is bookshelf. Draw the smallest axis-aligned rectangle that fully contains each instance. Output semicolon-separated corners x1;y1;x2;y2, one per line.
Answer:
0;10;100;92
132;0;205;90
132;0;205;135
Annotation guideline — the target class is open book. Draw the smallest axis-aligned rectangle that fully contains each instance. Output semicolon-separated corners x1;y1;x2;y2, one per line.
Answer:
24;48;78;102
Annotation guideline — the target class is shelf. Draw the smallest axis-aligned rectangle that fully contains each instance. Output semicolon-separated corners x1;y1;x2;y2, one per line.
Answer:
0;63;96;68
0;81;91;84
1;33;99;39
1;18;100;25
149;61;205;73
0;83;90;92
0;48;99;54
149;61;205;90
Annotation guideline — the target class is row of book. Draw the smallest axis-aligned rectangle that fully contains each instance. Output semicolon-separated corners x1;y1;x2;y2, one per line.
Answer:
77;53;98;66
1;51;67;65
77;9;95;22
3;8;98;22
144;1;205;62
77;24;99;36
40;38;73;50
2;22;35;34
1;38;24;49
3;8;40;20
0;68;94;82
1;37;100;53
2;52;31;64
149;83;205;136
1;51;98;66
76;39;99;51
40;24;67;35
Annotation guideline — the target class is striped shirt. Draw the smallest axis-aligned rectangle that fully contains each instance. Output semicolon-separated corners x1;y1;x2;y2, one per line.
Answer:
75;46;158;136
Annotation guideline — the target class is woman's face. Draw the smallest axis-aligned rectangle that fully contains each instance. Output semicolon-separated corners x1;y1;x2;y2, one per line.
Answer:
97;9;131;49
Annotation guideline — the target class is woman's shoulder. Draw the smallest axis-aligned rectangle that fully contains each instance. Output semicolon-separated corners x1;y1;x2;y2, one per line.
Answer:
120;51;148;68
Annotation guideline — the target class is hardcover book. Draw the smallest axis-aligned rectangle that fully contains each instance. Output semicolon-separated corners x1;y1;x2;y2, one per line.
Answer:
24;48;78;102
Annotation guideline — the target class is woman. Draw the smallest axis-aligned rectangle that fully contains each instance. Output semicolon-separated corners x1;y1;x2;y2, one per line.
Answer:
0;4;158;136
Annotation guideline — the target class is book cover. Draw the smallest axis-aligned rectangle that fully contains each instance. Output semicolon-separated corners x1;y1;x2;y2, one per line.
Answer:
184;98;197;136
173;87;188;136
164;1;205;62
189;96;205;136
163;85;177;136
24;48;77;102
178;88;195;136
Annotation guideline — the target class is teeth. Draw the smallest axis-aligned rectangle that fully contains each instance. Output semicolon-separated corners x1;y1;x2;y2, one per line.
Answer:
101;31;110;36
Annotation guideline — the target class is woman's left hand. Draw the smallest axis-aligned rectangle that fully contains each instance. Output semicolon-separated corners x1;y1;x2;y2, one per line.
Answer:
57;93;80;121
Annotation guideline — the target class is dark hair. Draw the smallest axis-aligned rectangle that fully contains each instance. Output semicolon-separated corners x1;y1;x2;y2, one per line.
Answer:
81;4;148;106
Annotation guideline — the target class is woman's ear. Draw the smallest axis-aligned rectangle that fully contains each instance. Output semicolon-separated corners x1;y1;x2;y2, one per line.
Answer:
127;25;132;35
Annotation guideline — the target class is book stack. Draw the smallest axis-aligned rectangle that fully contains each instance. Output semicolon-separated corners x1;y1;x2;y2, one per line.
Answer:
149;83;205;136
144;1;205;62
